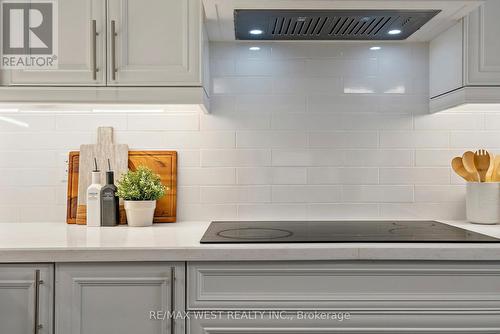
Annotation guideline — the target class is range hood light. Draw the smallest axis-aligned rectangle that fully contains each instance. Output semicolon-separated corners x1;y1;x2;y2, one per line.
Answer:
388;29;402;35
249;46;261;51
370;46;381;50
249;29;263;35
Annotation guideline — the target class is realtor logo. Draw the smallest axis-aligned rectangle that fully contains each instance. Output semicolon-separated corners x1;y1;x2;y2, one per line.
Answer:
1;0;58;69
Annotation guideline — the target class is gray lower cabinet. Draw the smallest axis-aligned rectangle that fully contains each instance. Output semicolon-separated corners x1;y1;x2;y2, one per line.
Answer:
187;261;500;332
0;264;54;334
55;262;185;334
188;312;500;333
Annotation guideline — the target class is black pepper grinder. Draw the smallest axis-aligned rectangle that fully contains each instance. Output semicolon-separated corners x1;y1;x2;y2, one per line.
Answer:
100;159;119;226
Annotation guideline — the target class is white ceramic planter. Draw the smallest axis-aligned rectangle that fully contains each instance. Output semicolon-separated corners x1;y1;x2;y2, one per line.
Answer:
466;182;500;225
124;200;156;227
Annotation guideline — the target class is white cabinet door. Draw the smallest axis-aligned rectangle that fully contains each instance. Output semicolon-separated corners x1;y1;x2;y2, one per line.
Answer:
465;0;500;85
0;264;54;334
1;0;106;86
55;262;185;334
429;22;464;98
107;0;201;86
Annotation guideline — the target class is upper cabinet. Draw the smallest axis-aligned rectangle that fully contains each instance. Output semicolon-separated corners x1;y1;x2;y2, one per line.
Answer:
1;0;106;86
108;0;201;86
1;0;201;87
430;0;500;112
465;0;500;85
0;0;208;109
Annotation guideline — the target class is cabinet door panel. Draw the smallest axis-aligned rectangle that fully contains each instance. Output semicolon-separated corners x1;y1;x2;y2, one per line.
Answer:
107;0;201;86
466;0;500;85
189;261;500;310
188;312;500;333
1;0;106;86
0;264;54;334
56;262;184;334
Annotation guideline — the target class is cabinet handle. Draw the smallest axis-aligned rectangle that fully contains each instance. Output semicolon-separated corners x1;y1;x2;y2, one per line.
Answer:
111;20;117;81
91;20;99;80
170;267;176;334
33;270;43;334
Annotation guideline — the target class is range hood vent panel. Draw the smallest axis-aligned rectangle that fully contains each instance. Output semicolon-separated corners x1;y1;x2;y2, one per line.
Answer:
235;9;441;40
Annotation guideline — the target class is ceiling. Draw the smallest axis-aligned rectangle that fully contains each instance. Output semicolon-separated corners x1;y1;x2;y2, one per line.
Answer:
202;0;483;42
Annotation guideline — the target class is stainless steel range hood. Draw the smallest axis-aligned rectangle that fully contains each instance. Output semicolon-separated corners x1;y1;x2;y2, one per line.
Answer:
234;9;440;40
203;0;483;42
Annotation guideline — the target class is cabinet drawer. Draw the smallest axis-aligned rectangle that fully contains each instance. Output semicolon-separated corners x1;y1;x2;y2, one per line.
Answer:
188;261;500;310
188;311;500;333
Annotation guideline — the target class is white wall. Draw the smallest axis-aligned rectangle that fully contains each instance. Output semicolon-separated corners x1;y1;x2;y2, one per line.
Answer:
1;41;500;223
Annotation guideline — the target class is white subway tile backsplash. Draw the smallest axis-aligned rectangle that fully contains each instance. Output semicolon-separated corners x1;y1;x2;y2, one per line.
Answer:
414;113;483;130
484;114;500;129
308;167;378;185
237;167;307;185
306;58;378;77
1;42;490;222
201;186;271;204
238;204;308;220
272;149;344;167
127;114;199;131
379;168;450;185
177;150;201;167
0;132;92;150
200;113;270;130
272;185;342;203
0;169;59;186
213;77;273;95
380;203;465;220
415;150;462;167
0;151;59;167
273;77;341;95
307;94;379;113
19;205;66;223
235;59;306;77
307;204;379;219
414;185;466;203
56;114;127;131
237;131;307;148
237;95;306;114
177;186;201;204
0;114;55;131
450;132;500;149
309;132;378;148
380;131;449;148
201;149;271;167
342;185;413;203
0;207;19;223
177;204;237;221
343;149;413;167
179;168;236;186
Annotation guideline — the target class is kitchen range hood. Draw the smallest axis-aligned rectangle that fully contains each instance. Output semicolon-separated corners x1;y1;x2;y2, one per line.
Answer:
234;9;441;40
203;0;483;42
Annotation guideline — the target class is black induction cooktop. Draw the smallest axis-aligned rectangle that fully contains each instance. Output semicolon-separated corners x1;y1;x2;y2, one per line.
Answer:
200;221;500;243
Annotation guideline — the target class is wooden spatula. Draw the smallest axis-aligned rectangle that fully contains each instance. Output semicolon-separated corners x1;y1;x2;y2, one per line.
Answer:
474;149;491;182
462;151;479;182
451;157;475;182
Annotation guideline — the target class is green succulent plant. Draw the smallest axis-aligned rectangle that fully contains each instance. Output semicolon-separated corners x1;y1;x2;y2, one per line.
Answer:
116;166;166;201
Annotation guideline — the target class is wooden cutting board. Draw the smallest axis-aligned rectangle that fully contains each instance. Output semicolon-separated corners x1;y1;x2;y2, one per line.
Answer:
67;151;177;224
77;127;129;224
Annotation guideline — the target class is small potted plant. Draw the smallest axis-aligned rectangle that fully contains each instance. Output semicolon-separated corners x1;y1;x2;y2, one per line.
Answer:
116;166;166;227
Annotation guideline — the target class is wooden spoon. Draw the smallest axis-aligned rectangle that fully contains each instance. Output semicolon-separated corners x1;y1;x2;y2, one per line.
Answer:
451;157;475;182
474;149;491;182
462;151;479;182
486;154;496;182
492;156;500;182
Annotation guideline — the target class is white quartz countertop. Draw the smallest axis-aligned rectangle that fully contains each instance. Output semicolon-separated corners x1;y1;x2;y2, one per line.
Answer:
1;220;500;262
